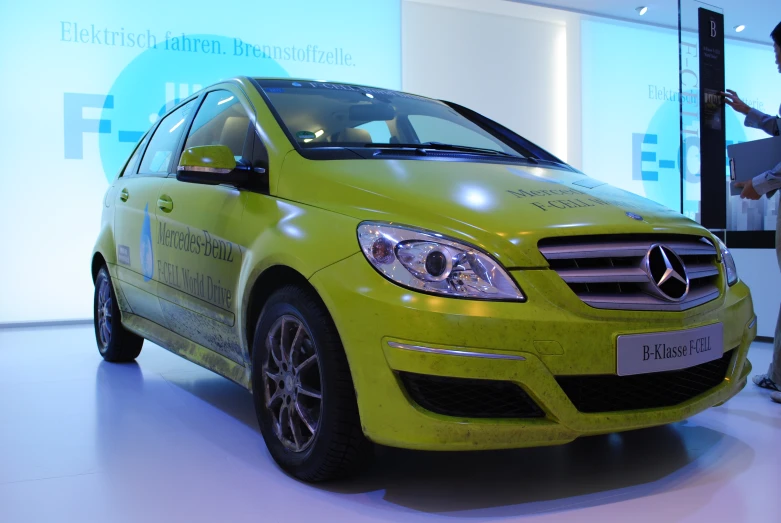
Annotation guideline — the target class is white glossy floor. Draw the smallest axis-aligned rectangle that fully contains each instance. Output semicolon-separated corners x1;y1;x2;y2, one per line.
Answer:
0;325;779;523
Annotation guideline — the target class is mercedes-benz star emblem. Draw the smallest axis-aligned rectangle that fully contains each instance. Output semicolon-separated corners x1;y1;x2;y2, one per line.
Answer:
644;244;689;302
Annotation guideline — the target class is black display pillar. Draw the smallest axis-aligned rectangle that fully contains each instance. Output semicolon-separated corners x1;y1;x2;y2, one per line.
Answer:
697;8;726;230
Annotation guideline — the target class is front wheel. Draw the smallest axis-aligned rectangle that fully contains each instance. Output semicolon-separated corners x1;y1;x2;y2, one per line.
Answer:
94;266;143;362
251;285;372;482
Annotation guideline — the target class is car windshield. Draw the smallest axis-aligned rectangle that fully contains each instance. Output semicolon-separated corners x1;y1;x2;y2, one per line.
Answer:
255;79;527;158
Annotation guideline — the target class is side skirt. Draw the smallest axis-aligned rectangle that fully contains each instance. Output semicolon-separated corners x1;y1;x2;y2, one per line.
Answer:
122;312;252;391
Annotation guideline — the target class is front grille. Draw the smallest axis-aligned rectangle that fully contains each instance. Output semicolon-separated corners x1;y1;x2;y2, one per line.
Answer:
399;373;545;419
539;234;721;311
556;350;733;413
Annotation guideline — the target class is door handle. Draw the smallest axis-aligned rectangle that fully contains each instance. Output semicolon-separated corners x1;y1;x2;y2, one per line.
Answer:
119;188;129;202
157;195;174;213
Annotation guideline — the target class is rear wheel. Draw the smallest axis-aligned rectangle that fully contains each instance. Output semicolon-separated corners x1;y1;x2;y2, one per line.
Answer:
251;285;372;482
94;266;143;362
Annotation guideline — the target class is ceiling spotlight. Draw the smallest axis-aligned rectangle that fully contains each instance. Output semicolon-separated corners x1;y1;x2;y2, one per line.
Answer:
636;6;648;16
734;25;746;33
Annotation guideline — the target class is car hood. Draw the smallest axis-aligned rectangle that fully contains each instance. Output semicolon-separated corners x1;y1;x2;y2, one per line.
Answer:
277;154;710;268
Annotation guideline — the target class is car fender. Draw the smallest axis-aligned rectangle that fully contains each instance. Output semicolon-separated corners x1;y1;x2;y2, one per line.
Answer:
235;202;361;356
92;185;119;280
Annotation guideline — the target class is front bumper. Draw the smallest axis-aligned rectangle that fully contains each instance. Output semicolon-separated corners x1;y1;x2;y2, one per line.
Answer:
310;253;756;451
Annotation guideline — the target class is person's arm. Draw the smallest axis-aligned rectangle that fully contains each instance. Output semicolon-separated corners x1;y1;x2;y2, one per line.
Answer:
745;108;781;137
722;90;781;136
753;161;781;195
735;161;781;200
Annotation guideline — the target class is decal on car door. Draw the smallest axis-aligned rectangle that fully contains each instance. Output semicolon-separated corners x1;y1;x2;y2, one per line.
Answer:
117;245;131;266
140;203;155;282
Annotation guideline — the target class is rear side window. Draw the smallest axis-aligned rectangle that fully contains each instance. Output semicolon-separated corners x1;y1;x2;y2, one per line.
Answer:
119;135;147;178
139;100;196;174
184;90;251;159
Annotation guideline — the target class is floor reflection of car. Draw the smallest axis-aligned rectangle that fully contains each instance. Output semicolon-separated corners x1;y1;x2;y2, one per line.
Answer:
91;77;756;482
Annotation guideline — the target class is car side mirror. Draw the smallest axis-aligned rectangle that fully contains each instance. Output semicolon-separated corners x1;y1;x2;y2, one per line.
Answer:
176;145;250;186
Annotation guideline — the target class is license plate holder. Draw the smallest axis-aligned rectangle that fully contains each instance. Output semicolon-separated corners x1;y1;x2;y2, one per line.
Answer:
617;323;724;376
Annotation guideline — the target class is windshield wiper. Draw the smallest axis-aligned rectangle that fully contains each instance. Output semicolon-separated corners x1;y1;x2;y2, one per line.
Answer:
364;142;529;159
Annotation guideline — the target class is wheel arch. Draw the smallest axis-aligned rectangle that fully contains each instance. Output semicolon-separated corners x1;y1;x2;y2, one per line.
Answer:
91;252;107;283
92;216;118;283
244;265;325;361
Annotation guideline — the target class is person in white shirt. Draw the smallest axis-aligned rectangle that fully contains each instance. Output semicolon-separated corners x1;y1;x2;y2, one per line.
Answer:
722;21;781;404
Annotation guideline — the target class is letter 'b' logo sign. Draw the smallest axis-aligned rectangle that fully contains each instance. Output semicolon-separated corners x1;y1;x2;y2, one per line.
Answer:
711;20;717;38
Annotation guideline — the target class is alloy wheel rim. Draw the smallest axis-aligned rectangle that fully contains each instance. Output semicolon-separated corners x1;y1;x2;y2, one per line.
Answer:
262;315;322;453
97;278;113;348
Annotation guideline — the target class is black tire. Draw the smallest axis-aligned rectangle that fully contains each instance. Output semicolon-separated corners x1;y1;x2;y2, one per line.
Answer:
251;284;373;482
94;266;143;362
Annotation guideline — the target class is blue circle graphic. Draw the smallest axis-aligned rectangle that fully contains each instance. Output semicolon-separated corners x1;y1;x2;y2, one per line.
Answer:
99;34;289;182
641;96;748;215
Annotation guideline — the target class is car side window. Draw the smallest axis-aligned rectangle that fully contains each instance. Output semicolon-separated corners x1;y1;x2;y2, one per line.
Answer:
184;90;251;159
119;135;147;178
138;100;196;175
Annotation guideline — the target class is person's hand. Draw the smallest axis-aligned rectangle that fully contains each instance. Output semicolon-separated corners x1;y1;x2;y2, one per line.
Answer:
735;180;761;200
721;90;751;115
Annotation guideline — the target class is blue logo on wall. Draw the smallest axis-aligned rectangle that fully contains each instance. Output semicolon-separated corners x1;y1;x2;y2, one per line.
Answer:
633;94;748;217
626;211;644;221
86;34;289;182
140;203;154;282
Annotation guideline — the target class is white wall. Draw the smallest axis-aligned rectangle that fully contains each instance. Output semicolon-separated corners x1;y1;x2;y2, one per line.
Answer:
402;0;581;166
732;249;780;338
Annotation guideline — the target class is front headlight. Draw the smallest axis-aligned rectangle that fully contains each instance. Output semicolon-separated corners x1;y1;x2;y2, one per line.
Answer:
716;237;738;286
357;223;525;301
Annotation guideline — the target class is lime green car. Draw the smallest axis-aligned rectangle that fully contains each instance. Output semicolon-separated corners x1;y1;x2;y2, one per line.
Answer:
92;77;756;482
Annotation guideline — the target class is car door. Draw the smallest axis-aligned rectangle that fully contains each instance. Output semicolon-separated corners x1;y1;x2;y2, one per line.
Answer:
155;88;258;365
113;99;196;324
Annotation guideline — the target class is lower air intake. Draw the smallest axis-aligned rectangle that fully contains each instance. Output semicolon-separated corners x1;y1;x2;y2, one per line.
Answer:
399;372;545;419
556;350;734;413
